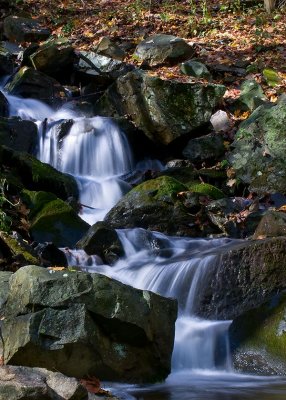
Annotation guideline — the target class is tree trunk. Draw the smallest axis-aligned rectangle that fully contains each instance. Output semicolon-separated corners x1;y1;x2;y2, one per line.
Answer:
264;0;276;12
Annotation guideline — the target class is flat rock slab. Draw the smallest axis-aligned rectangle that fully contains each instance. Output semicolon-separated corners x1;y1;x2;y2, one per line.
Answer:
4;16;50;43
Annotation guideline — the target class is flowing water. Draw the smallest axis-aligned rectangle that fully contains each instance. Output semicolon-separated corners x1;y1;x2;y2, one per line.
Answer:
4;89;286;399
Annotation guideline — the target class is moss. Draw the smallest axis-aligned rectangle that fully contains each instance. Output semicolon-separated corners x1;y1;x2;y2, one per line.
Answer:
187;182;225;200
0;231;38;265
21;190;57;220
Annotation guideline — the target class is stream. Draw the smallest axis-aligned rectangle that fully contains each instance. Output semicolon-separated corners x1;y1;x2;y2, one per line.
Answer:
4;88;286;399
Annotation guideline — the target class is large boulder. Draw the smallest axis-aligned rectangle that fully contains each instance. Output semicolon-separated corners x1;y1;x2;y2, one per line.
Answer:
0;271;12;315
0;146;78;201
229;292;286;375
29;38;74;77
0;117;38;152
76;221;124;265
95;70;225;145
104;176;219;237
4;67;66;104
22;191;89;248
195;237;286;320
2;265;177;383
228;102;286;194
134;34;195;66
0;366;88;400
182;133;225;162
3;16;50;43
253;210;286;239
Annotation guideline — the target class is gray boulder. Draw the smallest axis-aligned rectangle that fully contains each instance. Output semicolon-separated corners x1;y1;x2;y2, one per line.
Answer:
182;133;225;162
237;79;267;111
4;67;66;104
0;271;12;315
195;237;286;319
253;210;286;239
134;34;195;66
95;69;225;145
228;102;286;194
3;16;50;43
2;265;177;383
180;60;211;80
0;117;38;153
95;36;126;61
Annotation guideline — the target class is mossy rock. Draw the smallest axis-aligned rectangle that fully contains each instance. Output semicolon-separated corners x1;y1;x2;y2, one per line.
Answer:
188;182;225;200
0;146;78;201
0;231;39;267
23;190;89;248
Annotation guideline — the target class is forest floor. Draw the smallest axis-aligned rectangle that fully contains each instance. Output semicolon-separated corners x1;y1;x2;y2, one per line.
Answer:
2;0;286;106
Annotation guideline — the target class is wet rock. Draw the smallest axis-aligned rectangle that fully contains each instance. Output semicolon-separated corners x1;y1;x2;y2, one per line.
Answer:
228;102;286;194
29;38;74;78
253;210;286;239
95;69;225;145
76;221;124;265
0;44;14;75
159;166;196;184
3;16;50;43
2;265;177;383
0;92;9;118
22;190;89;248
134;34;195;66
197;237;286;319
0;117;38;152
33;242;68;268
0;146;79;201
165;159;194;169
4;66;66;104
180;60;211;80
229;292;286;375
0;365;88;399
182;133;225;162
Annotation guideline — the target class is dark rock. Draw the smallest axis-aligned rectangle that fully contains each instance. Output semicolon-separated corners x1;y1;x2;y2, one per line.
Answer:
34;242;68;268
2;265;177;383
95;69;225;145
182;133;225;162
180;60;211;80
134;34;195;66
0;92;9;118
209;63;246;77
196;237;286;319
0;44;14;75
228;102;286;194
253;210;286;239
159;166;196;184
4;67;66;104
3;16;50;43
229;292;286;375
0;146;79;201
76;221;124;265
29;38;74;78
95;36;126;61
0;365;88;400
0;117;38;153
22;190;89;248
165;159;194;169
105;176;215;237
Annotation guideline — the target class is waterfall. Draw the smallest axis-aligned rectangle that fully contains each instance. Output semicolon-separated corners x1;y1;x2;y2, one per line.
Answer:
65;228;236;372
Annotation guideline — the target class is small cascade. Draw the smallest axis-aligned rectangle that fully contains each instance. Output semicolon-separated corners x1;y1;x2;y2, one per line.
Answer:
64;228;237;373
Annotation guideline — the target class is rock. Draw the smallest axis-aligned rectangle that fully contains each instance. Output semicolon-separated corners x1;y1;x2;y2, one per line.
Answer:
253;210;286;239
134;34;195;66
29;38;74;78
237;79;267;111
4;67;66;104
229;292;286;375
188;182;225;200
95;69;225;145
104;176;215;237
165;159;194;169
2;265;177;383
180;60;211;80
0;44;13;76
22;190;89;248
0;146;79;201
76;221;124;265
95;36;125;61
182;133;225;162
0;117;38;153
0;92;9;118
0;231;39;268
228;102;286;194
3;16;50;43
210;110;232;133
196;237;286;319
0;271;12;315
77;51;134;80
33;242;68;268
0;365;88;400
208;63;246;77
159;166;196;184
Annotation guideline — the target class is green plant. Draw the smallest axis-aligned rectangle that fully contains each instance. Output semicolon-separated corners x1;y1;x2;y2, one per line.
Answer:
0;179;17;233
